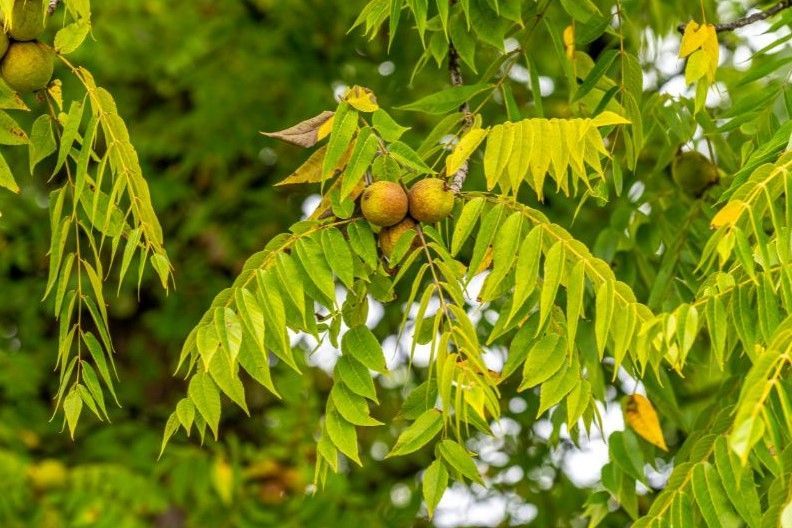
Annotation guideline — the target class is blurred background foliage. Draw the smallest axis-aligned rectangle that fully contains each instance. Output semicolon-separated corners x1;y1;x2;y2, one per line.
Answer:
0;0;784;526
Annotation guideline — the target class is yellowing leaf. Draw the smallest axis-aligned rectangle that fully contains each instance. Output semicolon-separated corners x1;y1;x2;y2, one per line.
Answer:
446;126;488;176
711;200;746;228
276;142;355;187
463;384;487;420
563;25;575;59
47;80;63;110
317;116;334;140
591;111;631;127
482;115;629;199
475;245;493;275
684;50;710;85
679;21;706;57
624;394;667;451
275;146;327;185
344;85;379;112
701;26;719;81
679;22;718;84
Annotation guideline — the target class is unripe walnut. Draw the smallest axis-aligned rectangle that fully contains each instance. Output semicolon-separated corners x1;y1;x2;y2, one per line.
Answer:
8;0;47;42
0;33;8;59
379;217;417;259
408;178;454;223
671;151;718;196
360;180;408;227
1;41;54;93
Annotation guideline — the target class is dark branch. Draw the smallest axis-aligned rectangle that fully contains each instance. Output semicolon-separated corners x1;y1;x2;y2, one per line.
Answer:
447;12;473;194
677;1;792;33
48;0;60;14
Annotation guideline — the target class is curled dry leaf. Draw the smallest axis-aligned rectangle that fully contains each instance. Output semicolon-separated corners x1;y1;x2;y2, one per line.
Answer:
261;110;335;148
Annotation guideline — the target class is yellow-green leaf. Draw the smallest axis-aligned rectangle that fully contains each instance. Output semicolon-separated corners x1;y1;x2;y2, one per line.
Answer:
386;409;443;457
274;146;328;186
446;126;488;175
423;459;448;518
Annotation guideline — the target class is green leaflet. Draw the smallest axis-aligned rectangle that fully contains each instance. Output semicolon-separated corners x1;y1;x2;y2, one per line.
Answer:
539;241;565;328
335;355;378;402
437;439;482;484
397;84;492;114
188;372;221;439
713;437;762;528
691;462;742;528
341;127;378;198
451;197;485;255
422;459;448;518
388;140;434;174
176;399;195;433
372;109;409;141
29;115;56;173
347;220;379;269
214;307;242;364
208;348;249;414
517;334;566;391
508;225;543;323
595;280;615;357
608;430;647;486
320;228;355;288
536;350;579;417
387;409;443;457
341;325;387;374
0;151;18;193
479;211;521;301
55;19;91;54
323;102;358;178
325;408;361;465
330;382;382;426
400;380;438;419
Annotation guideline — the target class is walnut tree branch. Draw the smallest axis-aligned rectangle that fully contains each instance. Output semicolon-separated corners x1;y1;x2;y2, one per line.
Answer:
677;1;792;33
447;39;473;193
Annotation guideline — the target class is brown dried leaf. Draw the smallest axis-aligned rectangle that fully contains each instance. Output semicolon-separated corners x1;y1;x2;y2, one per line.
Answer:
262;110;334;148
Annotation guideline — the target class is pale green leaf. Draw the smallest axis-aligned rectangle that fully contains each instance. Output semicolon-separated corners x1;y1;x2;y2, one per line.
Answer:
387;409;443;457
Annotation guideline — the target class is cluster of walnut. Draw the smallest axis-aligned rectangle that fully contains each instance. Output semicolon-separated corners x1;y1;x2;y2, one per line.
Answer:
360;177;455;259
0;0;54;94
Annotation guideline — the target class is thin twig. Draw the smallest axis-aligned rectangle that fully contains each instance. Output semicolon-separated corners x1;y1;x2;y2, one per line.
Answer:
48;0;60;15
677;1;792;33
447;0;473;194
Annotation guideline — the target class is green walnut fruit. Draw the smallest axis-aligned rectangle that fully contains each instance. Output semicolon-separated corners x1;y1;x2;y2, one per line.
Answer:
1;41;54;93
0;33;9;59
379;217;417;259
360;180;408;227
8;0;47;41
408;178;454;223
671;151;718;196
